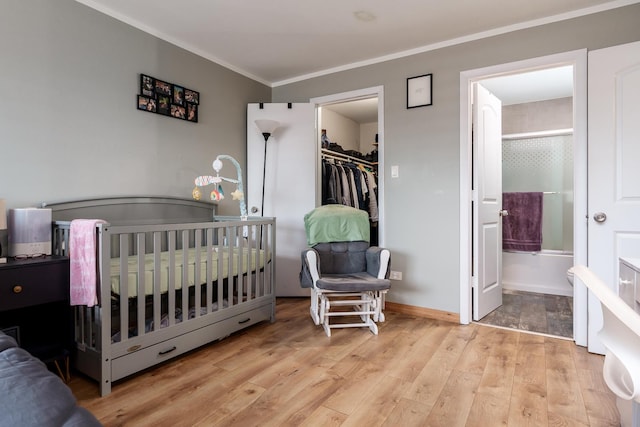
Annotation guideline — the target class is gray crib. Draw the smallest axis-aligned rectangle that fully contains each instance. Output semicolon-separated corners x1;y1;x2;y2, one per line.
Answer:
48;197;276;396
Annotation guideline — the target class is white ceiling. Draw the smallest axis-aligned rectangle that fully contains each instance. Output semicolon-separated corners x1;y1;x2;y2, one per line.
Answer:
481;65;575;106
76;0;636;87
323;98;379;124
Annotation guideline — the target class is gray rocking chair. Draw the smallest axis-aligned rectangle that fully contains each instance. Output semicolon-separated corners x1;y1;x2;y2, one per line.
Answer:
300;205;391;336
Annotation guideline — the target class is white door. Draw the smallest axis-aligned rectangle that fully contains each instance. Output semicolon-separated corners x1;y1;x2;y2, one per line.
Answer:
587;41;640;354
473;83;503;320
247;103;316;297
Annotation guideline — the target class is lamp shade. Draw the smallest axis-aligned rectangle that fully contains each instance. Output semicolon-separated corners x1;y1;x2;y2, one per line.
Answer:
254;119;280;135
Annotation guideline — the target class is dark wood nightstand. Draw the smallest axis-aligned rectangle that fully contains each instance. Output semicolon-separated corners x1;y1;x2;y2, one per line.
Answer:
0;256;72;379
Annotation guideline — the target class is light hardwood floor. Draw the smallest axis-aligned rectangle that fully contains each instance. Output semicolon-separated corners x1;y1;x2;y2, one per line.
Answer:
69;298;619;426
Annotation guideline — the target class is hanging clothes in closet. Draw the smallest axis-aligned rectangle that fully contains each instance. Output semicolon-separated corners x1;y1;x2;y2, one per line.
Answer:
321;149;378;224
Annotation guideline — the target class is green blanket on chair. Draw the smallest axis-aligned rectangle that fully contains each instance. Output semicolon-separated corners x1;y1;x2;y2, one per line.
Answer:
304;204;370;246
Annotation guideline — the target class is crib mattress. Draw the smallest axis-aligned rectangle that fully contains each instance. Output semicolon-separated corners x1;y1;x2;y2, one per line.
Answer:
110;247;266;298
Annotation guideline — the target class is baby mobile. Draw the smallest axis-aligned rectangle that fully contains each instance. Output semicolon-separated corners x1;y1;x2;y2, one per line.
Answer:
193;154;248;219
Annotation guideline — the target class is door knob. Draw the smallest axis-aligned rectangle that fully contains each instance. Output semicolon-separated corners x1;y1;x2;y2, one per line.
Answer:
251;206;259;213
499;209;509;217
593;212;607;223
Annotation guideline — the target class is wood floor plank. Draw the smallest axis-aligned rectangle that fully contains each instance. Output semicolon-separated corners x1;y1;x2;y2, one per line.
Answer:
582;389;620;427
508;332;548;426
68;298;619;426
425;369;484;427
508;380;548;427
299;405;347;427
477;328;517;397
402;325;477;406
340;374;409;427
454;325;490;375
467;391;510;427
195;381;266;427
322;359;385;415
545;339;590;425
220;366;342;427
385;322;450;382
381;397;431;427
248;346;332;389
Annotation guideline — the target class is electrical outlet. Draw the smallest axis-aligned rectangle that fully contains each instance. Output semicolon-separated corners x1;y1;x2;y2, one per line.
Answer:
390;270;402;280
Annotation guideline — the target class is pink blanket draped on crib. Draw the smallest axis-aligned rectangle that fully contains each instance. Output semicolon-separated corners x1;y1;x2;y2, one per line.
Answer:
70;219;106;306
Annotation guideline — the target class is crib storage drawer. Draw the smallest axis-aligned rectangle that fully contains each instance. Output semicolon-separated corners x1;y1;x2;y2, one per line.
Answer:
0;257;69;311
111;304;273;382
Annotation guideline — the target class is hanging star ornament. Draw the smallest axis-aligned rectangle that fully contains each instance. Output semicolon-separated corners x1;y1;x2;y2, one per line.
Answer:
231;189;244;201
192;186;202;201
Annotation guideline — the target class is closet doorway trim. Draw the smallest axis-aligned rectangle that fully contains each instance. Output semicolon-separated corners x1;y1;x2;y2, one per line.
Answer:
310;86;385;247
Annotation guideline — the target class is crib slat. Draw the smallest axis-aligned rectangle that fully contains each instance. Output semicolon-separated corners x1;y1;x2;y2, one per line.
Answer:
215;227;223;310
237;226;246;302
181;230;189;322
250;224;260;298
119;234;129;342
194;230;202;318
205;228;213;313
167;231;176;327
152;232;162;333
136;233;146;337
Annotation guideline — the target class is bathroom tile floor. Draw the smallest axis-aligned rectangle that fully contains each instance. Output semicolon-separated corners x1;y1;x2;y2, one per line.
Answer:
477;289;573;338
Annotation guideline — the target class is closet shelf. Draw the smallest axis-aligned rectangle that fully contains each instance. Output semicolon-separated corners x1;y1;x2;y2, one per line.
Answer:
321;148;375;168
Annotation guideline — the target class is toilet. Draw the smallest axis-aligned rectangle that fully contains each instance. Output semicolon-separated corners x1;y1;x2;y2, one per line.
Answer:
567;267;574;286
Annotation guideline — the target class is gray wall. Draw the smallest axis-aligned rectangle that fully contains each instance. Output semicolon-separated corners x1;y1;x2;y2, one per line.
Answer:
3;1;640;315
503;98;573;135
273;4;640;313
0;0;270;216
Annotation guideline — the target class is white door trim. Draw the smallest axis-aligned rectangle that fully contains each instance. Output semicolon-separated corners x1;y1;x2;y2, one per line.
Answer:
458;50;588;347
310;86;385;246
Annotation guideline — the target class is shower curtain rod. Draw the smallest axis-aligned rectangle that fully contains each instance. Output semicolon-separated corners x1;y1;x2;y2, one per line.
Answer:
502;128;573;140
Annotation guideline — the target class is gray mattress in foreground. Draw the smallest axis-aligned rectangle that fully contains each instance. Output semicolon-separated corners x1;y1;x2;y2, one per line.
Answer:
0;332;101;427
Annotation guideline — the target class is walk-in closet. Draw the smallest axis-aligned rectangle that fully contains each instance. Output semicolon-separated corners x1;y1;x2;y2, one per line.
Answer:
319;98;379;244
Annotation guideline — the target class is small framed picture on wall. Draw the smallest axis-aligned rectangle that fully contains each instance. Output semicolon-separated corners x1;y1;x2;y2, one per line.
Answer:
140;74;155;97
187;103;198;122
137;95;156;112
171;104;186;119
173;85;185;106
407;73;433;108
157;95;170;116
154;79;172;96
185;88;199;104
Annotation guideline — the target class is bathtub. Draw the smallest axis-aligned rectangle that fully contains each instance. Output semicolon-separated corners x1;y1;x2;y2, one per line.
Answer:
502;250;573;296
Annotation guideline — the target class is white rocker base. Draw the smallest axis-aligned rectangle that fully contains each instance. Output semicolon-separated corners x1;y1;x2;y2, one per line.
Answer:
310;288;387;337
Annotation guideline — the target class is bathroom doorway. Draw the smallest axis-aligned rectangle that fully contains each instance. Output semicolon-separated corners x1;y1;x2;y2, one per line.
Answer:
459;50;588;342
478;74;575;338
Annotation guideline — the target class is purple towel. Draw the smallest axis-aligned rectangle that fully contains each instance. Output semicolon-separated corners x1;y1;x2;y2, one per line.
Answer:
502;192;543;251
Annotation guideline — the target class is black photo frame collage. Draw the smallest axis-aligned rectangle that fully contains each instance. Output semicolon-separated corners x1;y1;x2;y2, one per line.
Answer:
137;74;199;123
